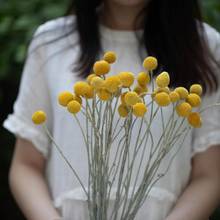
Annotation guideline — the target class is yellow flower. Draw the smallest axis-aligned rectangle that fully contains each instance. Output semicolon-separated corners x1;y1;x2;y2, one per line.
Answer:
133;85;148;95
154;92;171;107
32;111;47;125
58;91;73;106
90;76;104;89
124;91;140;106
118;104;129;117
93;60;110;75
104;76;121;93
169;91;180;103
174;87;189;99
137;72;150;86
97;89;112;101
84;85;94;99
154;87;170;94
156;71;170;88
187;112;202;128
67;100;81;114
87;73;96;84
73;81;91;97
133;103;147;117
73;94;82;104
118;72;135;87
103;51;117;64
176;102;192;117
186;93;201;107
143;56;158;71
190;84;203;96
121;92;128;105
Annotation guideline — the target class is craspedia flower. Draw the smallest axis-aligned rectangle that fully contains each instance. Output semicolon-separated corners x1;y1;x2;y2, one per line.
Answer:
133;85;148;95
133;103;147;117
174;87;189;99
143;56;158;71
104;76;121;93
186;93;201;107
137;72;150;86
32;111;47;125
118;72;135;87
169;91;180;103
93;60;110;75
97;89;112;101
87;73;96;84
121;92;128;105
73;94;82;104
73;81;91;97
187;112;202;128
154;92;171;107
90;76;104;90
118;104;129;118
103;51;117;64
67;100;81;114
156;72;170;88
154;87;170;94
124;91;140;106
84;85;94;99
176;102;192;117
190;84;203;96
58;91;73;106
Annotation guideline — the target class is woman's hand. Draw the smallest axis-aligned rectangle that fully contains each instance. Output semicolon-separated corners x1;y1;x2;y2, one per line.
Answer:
165;145;220;220
9;138;61;220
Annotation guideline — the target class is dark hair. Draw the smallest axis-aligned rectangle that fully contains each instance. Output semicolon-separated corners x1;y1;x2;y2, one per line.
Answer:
67;0;219;94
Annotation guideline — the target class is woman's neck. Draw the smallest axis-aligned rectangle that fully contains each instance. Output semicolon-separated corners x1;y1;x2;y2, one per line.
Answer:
100;1;146;31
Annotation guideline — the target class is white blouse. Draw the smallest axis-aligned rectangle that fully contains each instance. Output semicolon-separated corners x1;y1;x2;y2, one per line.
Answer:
3;16;220;220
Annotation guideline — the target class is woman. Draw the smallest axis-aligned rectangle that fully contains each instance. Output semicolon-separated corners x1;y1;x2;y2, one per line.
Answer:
3;0;220;219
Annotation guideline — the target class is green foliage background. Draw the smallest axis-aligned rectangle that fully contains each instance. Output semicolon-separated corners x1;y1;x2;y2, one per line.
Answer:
0;0;220;219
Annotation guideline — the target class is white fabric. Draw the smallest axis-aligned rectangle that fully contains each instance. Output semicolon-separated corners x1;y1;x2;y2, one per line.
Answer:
3;16;220;220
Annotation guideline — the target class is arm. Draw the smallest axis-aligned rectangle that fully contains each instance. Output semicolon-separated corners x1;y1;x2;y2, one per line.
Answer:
9;138;61;220
166;145;220;220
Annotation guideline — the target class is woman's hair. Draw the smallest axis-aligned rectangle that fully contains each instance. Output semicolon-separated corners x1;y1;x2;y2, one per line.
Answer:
69;0;218;93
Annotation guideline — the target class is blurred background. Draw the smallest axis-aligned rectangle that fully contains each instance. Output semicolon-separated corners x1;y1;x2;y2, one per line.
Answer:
0;0;220;219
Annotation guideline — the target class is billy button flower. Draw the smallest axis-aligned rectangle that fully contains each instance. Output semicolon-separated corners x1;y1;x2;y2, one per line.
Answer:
120;92;128;105
133;103;147;117
143;56;158;71
118;72;135;88
73;94;82;104
190;84;203;96
32;111;47;125
103;51;117;64
133;85;148;96
169;91;180;103
97;88;112;101
187;112;202;128
58;91;74;106
137;72;150;87
174;87;189;99
73;81;91;97
156;72;170;88
176;102;192;117
154;92;171;107
104;76;121;93
124;91;140;106
93;60;110;76
67;100;81;114
90;76;104;90
84;85;95;99
87;73;96;84
118;104;129;118
186;93;201;107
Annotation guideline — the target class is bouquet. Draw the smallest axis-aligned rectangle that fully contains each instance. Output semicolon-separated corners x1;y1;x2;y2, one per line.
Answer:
32;52;206;220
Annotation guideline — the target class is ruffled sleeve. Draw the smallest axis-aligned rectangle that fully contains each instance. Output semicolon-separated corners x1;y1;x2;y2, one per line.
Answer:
3;26;53;158
191;25;220;157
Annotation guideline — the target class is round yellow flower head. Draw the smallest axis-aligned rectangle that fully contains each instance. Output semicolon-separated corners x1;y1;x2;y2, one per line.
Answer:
104;76;121;93
124;91;140;106
186;93;201;107
58;91;73;107
154;92;171;107
74;81;90;97
137;72;150;86
93;60;110;75
143;56;158;71
97;89;112;101
103;51;117;64
169;91;180;103
84;85;94;99
187;112;202;128
156;71;170;88
32;111;47;125
67;100;81;114
133;103;147;117
87;73;96;84
118;71;135;87
133;85;148;95
73;94;82;104
154;87;170;94
118;104;129;118
90;76;104;90
174;87;189;99
121;92;128;105
176;102;192;117
190;84;203;96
